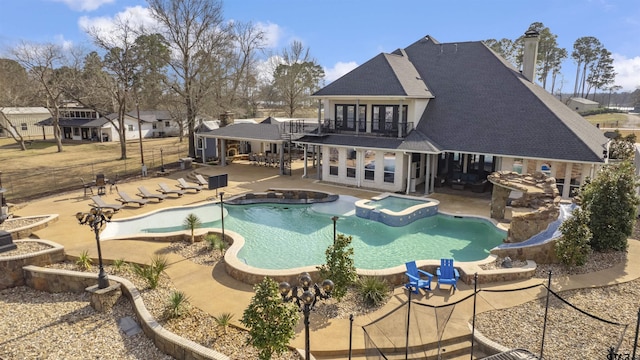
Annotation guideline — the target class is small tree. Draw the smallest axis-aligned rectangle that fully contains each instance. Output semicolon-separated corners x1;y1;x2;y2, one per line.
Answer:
241;277;299;360
183;213;202;244
556;207;592;266
317;233;357;300
579;161;640;251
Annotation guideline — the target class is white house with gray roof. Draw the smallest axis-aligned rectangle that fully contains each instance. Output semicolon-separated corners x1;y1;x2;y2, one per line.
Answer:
294;31;607;198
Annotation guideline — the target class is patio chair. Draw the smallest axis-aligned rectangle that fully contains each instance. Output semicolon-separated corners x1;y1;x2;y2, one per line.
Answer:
176;178;202;192
194;174;209;187
157;183;185;197
404;260;433;294
95;173;107;195
436;258;460;290
137;186;167;202
90;195;123;212
80;178;94;197
116;190;149;207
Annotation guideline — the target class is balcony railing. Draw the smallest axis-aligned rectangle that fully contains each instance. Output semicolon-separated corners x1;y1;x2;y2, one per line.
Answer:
320;119;414;138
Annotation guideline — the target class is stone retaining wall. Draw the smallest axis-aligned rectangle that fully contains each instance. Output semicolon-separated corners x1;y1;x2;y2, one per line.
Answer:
0;239;65;290
21;265;230;360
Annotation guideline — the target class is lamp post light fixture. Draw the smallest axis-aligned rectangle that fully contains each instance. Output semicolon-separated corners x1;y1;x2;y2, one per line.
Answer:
331;216;339;244
76;207;113;289
219;192;225;242
279;272;334;360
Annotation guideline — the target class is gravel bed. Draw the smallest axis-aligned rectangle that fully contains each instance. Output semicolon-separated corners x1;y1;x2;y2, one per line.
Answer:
0;216;48;231
0;241;52;257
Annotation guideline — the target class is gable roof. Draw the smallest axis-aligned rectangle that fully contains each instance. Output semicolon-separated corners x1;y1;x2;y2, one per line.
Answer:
126;110;172;121
0;107;50;115
200;123;284;142
313;53;433;98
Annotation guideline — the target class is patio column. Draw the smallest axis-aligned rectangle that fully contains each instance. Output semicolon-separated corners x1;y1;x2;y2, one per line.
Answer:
317;100;322;135
303;144;308;178
406;153;411;194
279;144;285;175
220;139;226;167
562;163;573;198
316;146;322;180
425;154;431;195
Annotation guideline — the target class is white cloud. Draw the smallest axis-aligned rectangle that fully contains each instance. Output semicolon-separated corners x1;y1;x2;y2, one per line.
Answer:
52;0;115;12
324;61;358;83
78;6;159;45
53;34;74;51
255;22;282;49
612;53;640;91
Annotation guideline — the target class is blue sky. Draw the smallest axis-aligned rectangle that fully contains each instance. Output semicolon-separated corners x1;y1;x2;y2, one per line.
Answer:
1;0;639;92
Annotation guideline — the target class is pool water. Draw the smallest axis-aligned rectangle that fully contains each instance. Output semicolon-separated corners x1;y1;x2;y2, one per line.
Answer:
364;196;429;212
138;203;505;270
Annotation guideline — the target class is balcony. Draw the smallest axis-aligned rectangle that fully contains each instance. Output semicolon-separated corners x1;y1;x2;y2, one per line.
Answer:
319;119;414;138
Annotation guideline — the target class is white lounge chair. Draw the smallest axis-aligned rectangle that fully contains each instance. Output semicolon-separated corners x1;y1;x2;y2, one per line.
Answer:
116;190;149;207
90;195;123;212
157;183;185;197
194;174;209;187
137;186;167;202
177;178;202;192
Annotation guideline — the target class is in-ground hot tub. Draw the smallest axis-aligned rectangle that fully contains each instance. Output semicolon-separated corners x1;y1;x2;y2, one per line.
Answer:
355;193;439;227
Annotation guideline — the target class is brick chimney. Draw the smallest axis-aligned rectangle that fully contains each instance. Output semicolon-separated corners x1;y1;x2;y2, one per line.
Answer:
522;29;539;82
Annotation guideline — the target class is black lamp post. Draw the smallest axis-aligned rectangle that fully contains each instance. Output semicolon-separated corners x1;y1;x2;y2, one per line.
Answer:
76;207;113;289
219;192;225;242
279;272;334;360
331;216;339;244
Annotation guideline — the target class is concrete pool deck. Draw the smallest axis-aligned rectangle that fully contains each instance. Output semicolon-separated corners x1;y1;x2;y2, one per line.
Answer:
12;160;640;359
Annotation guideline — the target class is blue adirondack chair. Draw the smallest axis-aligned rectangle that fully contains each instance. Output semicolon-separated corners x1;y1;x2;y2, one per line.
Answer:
436;258;460;290
404;261;433;294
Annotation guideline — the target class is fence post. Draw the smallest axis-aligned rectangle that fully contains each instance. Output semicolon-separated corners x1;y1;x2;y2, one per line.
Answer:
540;270;552;359
470;272;478;360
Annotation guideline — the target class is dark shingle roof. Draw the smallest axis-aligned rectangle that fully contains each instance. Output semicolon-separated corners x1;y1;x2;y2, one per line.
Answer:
313;53;433;98
201;123;284;142
403;37;607;162
37;117;108;127
126;110;172;121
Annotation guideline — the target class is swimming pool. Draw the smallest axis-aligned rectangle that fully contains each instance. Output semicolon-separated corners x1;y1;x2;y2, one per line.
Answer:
103;201;506;270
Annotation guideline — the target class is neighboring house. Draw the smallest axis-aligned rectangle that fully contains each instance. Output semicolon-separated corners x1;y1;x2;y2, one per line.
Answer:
289;31;607;199
0;107;52;139
130;110;183;137
567;97;600;113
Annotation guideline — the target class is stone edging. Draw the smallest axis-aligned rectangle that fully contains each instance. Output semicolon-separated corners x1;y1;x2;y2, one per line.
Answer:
4;214;59;239
20;265;230;360
0;239;65;290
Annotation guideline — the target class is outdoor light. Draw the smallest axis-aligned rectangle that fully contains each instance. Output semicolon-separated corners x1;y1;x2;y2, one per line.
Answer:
219;192;225;242
76;207;113;289
279;272;334;360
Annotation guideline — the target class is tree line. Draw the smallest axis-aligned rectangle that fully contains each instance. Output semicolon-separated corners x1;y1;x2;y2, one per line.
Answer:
0;0;324;158
484;21;619;101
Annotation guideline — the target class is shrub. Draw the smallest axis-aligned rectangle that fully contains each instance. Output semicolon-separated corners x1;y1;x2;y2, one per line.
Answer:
241;277;299;360
133;255;169;289
214;312;234;334
165;291;190;319
204;234;219;249
557;207;592;266
579;161;639;251
76;250;92;271
183;213;202;244
317;233;358;300
112;258;127;273
357;277;390;307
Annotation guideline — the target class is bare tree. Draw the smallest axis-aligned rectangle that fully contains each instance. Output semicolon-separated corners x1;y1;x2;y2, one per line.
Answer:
272;41;325;117
11;42;76;152
0;59;32;150
147;0;233;157
228;21;266;115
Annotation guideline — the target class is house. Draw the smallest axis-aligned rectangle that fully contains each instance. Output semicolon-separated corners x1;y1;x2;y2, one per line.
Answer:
0;107;52;139
567;97;600;113
291;31;607;199
131;110;183;137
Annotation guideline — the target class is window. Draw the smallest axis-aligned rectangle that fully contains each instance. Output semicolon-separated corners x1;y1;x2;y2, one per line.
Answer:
128;124;134;131
346;150;356;178
372;105;407;133
335;104;366;131
21;123;27;131
165;121;171;127
512;159;523;174
73;127;80;136
152;123;157;129
383;152;396;183
364;150;376;180
329;147;339;176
